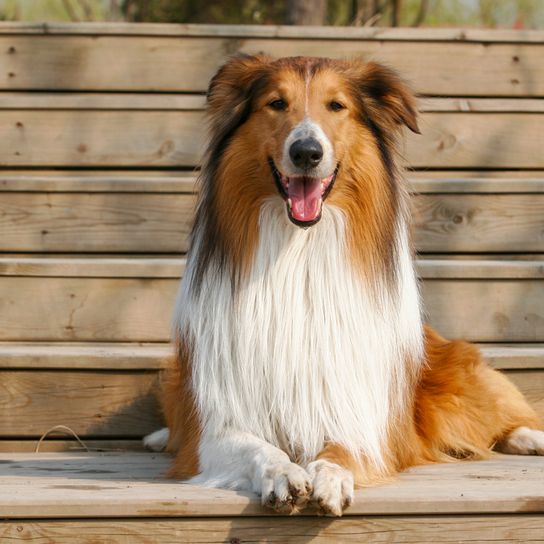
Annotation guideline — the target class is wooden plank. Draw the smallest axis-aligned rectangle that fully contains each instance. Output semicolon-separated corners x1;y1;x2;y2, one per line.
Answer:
0;93;206;110
1;368;541;439
1;453;543;518
1;256;543;279
0;276;177;341
2;515;544;543
1;110;543;168
422;279;544;342
2;192;544;253
1;36;544;95
0;439;145;453
1;22;544;42
0;192;195;253
0;370;161;437
0;258;542;341
0;110;205;167
0;170;198;193
507;371;544;421
1;170;544;193
0;342;172;370
0;342;543;371
2;94;544;113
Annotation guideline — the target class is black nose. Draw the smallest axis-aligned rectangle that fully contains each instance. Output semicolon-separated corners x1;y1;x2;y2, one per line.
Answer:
289;138;323;169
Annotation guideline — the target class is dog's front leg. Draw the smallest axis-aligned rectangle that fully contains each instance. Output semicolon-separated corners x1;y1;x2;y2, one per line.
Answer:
306;443;356;516
195;429;313;514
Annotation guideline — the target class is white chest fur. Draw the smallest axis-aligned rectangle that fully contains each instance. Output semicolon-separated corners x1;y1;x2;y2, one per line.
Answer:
174;199;423;468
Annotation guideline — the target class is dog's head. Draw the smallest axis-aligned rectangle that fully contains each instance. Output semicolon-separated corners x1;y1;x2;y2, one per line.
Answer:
206;55;419;229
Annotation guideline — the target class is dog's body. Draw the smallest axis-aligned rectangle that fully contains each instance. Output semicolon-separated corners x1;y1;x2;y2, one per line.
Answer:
146;55;544;516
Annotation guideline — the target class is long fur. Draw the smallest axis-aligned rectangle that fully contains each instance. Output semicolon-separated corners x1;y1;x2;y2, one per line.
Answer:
152;55;544;516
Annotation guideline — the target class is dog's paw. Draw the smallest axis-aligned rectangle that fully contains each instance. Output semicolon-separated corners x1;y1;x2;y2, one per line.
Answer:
260;461;313;515
307;459;354;517
498;427;544;455
143;427;169;452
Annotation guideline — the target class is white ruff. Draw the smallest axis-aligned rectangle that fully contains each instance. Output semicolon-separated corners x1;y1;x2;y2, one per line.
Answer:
174;199;423;477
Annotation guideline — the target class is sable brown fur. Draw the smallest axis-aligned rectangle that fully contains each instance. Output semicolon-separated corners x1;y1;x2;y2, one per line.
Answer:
160;54;543;493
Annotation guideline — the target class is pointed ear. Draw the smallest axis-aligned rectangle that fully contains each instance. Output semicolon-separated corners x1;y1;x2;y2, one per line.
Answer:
355;61;420;134
206;54;272;138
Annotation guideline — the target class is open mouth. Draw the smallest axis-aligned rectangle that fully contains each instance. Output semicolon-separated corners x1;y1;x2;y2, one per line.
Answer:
269;159;338;227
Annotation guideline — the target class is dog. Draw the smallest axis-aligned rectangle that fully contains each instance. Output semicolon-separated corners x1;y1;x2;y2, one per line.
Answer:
145;55;544;516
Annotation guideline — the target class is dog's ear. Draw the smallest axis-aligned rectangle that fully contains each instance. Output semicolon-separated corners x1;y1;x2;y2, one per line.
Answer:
206;54;271;138
354;61;420;135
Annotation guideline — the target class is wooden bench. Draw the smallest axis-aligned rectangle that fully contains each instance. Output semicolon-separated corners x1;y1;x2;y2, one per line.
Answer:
0;22;543;541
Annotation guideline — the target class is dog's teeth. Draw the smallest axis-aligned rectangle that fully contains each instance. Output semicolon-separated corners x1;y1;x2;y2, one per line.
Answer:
287;198;292;209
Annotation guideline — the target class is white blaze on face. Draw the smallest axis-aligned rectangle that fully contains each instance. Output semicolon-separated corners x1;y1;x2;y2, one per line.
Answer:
280;118;335;179
279;119;336;223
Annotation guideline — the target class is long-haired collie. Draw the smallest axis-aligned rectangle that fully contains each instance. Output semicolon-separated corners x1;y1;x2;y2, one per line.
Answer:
145;55;544;516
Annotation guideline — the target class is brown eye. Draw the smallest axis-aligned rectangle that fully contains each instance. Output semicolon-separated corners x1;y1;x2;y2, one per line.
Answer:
329;101;345;112
268;99;287;111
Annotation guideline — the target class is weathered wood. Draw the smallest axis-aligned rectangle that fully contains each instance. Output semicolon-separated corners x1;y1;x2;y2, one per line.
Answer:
0;439;145;453
1;256;543;279
1;453;543;518
1;342;542;370
1;22;544;42
0;368;541;439
1;35;544;95
0;342;172;370
2;170;544;193
0;110;205;167
3;94;544;113
0;259;542;341
1;110;543;168
0;370;161;437
0;192;195;253
2;191;543;253
2;514;544;543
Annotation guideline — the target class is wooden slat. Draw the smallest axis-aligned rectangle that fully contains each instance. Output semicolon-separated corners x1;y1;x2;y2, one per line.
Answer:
2;515;544;543
0;342;542;371
0;439;145;453
2;35;544;95
0;343;172;370
0;370;161;437
0;368;541;439
0;193;195;253
0;110;205;167
1;23;544;42
1;110;543;168
2;94;544;113
1;453;543;518
1;256;543;279
2;191;543;253
2;170;544;193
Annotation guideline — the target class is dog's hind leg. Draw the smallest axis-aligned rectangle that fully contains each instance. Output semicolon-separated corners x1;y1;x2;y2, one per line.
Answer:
416;326;543;460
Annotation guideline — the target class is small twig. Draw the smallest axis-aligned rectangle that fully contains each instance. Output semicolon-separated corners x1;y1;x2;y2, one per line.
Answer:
35;425;90;453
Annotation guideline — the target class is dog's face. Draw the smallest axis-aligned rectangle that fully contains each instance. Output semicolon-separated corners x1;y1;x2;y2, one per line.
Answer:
207;56;419;229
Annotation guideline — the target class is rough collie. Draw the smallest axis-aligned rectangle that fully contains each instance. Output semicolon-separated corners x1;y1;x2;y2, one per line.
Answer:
145;55;544;516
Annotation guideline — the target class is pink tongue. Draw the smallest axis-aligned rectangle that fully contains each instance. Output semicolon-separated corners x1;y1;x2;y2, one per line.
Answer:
287;177;323;222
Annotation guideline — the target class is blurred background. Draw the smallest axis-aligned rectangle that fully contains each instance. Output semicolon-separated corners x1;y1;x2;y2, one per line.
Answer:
0;0;543;28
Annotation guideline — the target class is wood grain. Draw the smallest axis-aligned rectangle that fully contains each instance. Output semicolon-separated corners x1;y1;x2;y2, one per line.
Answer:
1;192;543;253
2;170;544;193
0;192;195;253
0;266;543;341
1;22;544;41
0;368;541;439
0;370;161;437
2;35;544;95
1;342;542;370
2;515;544;543
1;453;543;517
1;110;544;168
